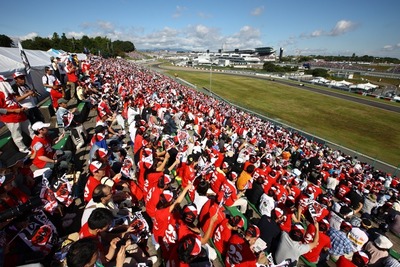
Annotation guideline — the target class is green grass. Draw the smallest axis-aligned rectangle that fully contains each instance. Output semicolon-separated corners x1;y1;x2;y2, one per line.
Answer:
166;70;400;166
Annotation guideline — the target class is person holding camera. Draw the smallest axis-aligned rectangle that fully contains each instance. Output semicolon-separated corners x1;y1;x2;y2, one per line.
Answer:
30;121;72;172
11;72;44;124
0;76;34;154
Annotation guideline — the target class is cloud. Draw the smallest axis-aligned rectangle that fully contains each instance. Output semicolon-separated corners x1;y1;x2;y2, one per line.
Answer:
300;20;357;39
198;12;212;19
19;32;38;40
251;6;264;16
328;20;357;36
173;5;186;18
66;32;86;39
81;20;116;34
18;20;264;51
382;43;400;51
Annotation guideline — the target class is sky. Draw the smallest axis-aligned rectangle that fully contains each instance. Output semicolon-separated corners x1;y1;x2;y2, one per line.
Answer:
1;0;400;58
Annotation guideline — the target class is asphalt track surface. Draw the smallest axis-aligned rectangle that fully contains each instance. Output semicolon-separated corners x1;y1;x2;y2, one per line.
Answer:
154;64;400;113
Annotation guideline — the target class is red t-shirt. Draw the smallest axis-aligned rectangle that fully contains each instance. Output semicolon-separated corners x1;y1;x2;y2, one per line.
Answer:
213;218;233;256
79;223;96;239
143;171;163;197
303;225;331;263
0;91;27;123
153;207;173;242
84;176;101;203
210;171;226;194
50;88;63;110
225;234;257;267
198;199;226;236
31;135;55;169
145;186;162;218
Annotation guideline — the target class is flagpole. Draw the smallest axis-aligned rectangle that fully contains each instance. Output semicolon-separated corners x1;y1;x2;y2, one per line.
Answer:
17;41;34;86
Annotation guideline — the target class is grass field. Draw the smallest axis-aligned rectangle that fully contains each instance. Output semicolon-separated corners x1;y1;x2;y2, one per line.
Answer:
164;69;400;166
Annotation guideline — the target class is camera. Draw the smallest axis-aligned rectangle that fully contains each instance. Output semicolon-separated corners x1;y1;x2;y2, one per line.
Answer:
0;196;42;222
34;91;42;97
116;238;127;249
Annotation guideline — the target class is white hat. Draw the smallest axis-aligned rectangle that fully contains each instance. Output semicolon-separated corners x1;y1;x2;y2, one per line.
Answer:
13;72;25;79
374;235;393;250
101;176;114;187
32;121;51;131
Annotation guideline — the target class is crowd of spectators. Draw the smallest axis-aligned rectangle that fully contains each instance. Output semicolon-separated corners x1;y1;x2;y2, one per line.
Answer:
0;54;399;267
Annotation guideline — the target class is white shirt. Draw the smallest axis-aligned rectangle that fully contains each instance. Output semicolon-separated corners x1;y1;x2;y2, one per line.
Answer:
15;84;36;108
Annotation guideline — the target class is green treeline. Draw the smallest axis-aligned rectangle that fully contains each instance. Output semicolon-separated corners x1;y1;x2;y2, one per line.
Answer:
0;33;135;58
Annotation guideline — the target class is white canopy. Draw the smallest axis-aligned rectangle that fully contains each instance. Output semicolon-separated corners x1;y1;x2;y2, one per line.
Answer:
349;82;379;90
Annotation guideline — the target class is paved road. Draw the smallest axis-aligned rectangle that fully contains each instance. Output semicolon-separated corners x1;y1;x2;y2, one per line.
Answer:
152;63;400;113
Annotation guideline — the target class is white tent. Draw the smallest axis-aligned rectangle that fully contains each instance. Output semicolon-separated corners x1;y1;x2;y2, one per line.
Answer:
349;82;379;91
0;47;52;99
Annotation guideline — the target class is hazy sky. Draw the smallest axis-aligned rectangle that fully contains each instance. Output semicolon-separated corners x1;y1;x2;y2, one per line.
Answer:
2;0;400;58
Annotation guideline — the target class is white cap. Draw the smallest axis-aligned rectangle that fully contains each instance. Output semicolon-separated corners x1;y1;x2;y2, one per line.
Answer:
32;121;51;131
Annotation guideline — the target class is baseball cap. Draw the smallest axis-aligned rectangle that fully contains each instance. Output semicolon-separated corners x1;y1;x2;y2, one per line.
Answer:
161;190;174;203
96;148;109;159
374;235;393;250
32;121;51;131
274;207;285;218
245;224;260;238
181;235;202;256
290;223;305;241
57;98;68;104
13;72;25;79
340;221;353;232
162;174;172;185
352;251;369;265
222;162;230;169
100;176;114;188
182;204;198;225
89;161;107;173
229;215;245;228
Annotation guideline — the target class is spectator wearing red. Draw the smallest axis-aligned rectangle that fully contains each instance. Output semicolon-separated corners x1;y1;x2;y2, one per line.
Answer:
31;121;72;170
153;184;192;258
65;60;78;99
336;251;370;267
225;224;260;267
0;77;33;154
303;219;332;264
213;215;245;257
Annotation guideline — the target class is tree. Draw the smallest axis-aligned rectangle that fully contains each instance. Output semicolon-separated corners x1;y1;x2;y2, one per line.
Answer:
307;68;329;78
0;34;14;47
51;32;60;49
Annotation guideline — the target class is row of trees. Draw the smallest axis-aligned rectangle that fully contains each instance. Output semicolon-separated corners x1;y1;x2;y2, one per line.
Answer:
0;33;135;58
263;62;329;78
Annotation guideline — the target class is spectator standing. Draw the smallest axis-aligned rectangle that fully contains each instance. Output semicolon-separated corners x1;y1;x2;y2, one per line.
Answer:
0;77;33;154
56;57;67;86
12;72;44;124
42;66;58;92
65;60;78;99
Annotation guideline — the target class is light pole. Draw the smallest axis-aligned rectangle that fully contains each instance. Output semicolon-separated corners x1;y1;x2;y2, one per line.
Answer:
209;63;212;95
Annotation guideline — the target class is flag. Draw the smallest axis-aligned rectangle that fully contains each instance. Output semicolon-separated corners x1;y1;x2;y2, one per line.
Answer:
17;41;34;86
